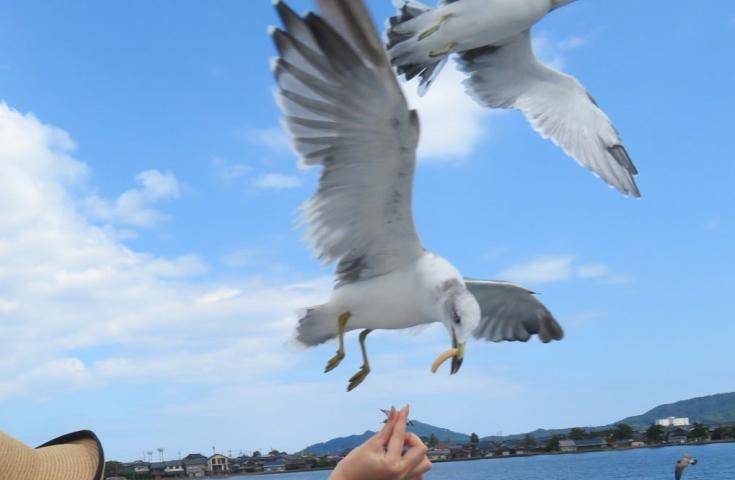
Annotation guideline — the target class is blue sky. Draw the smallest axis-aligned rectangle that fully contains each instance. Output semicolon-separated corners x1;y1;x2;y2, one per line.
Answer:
0;0;734;462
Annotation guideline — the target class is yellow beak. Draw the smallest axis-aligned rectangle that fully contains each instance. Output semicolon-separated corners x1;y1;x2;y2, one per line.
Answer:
431;329;465;375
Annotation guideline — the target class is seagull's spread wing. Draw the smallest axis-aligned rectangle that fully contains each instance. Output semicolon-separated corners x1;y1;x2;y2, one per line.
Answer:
465;279;564;343
457;30;640;197
675;461;687;480
272;1;423;285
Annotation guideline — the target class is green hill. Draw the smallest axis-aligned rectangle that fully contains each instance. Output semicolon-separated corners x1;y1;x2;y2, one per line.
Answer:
301;421;469;455
617;392;735;428
301;431;375;456
302;392;735;454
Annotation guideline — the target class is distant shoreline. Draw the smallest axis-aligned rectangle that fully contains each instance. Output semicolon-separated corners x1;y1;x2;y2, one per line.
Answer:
198;439;735;478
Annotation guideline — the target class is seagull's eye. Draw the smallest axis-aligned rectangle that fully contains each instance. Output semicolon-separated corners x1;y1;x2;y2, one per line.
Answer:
453;311;461;325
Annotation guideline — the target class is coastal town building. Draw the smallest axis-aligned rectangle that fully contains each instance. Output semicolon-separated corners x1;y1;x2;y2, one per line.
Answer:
427;448;450;461
111;418;735;478
208;454;230;474
123;460;151;474
559;440;576;452
150;460;185;477
655;417;690;427
263;458;286;473
182;453;208;477
667;428;690;444
573;438;608;452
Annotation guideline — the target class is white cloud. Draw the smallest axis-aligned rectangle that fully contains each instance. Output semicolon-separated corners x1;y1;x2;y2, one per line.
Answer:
403;63;493;162
85;169;180;228
499;255;575;284
211;157;252;181
0;102;330;402
532;32;589;71
576;263;610;279
243;127;290;153
0;298;18;313
0;103;537;459
498;254;632;285
252;172;302;190
557;35;588;51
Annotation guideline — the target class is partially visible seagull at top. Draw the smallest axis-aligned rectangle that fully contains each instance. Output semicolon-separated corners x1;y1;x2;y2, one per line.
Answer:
675;453;697;480
386;0;641;197
270;0;564;392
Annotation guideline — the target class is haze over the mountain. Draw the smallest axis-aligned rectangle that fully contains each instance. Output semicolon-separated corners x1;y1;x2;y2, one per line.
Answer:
301;392;735;455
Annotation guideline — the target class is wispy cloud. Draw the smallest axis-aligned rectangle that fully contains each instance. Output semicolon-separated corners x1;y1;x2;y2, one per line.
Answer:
243;127;290;153
85;169;180;228
211;157;252;181
533;32;590;70
497;254;632;286
499;254;575;284
403;63;494;162
252;172;302;190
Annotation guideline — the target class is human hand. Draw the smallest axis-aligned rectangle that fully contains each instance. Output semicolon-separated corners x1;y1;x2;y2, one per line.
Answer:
329;405;432;480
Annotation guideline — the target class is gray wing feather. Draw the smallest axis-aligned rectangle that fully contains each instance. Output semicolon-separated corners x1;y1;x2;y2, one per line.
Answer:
675;462;685;480
457;30;640;197
272;1;423;286
465;279;564;343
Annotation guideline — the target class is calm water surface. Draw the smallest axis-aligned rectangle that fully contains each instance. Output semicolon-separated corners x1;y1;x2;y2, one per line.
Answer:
208;443;734;479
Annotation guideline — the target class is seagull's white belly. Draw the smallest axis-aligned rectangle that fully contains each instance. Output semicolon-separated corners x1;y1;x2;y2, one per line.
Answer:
433;0;550;52
328;266;429;331
325;253;461;332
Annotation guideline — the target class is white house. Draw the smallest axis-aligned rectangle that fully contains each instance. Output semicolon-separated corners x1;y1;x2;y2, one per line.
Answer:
559;440;576;453
208;454;230;474
655;417;690;427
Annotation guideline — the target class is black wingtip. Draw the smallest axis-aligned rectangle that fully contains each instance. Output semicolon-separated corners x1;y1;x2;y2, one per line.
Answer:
270;26;287;53
274;0;296;24
274;0;312;36
608;144;638;176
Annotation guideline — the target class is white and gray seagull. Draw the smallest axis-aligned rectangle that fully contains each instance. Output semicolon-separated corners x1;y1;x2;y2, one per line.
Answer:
675;453;697;480
270;0;563;392
386;0;641;197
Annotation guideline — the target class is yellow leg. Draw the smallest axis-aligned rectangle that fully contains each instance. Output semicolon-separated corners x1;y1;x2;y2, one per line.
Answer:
347;329;373;392
418;13;453;41
324;312;350;373
429;41;457;58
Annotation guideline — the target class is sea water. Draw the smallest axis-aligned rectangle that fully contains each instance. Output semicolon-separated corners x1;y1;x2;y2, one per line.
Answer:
208;442;734;479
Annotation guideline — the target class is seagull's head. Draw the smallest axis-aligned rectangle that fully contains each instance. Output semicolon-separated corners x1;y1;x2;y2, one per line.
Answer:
431;283;480;375
551;0;578;11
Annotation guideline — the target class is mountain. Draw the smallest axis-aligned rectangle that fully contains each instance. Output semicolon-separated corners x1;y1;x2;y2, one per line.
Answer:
301;421;469;456
617;392;735;428
302;431;375;456
407;420;470;444
302;392;735;454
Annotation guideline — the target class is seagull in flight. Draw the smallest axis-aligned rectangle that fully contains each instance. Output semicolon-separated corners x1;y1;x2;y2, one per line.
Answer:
675;453;697;480
270;0;564;391
386;0;641;197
